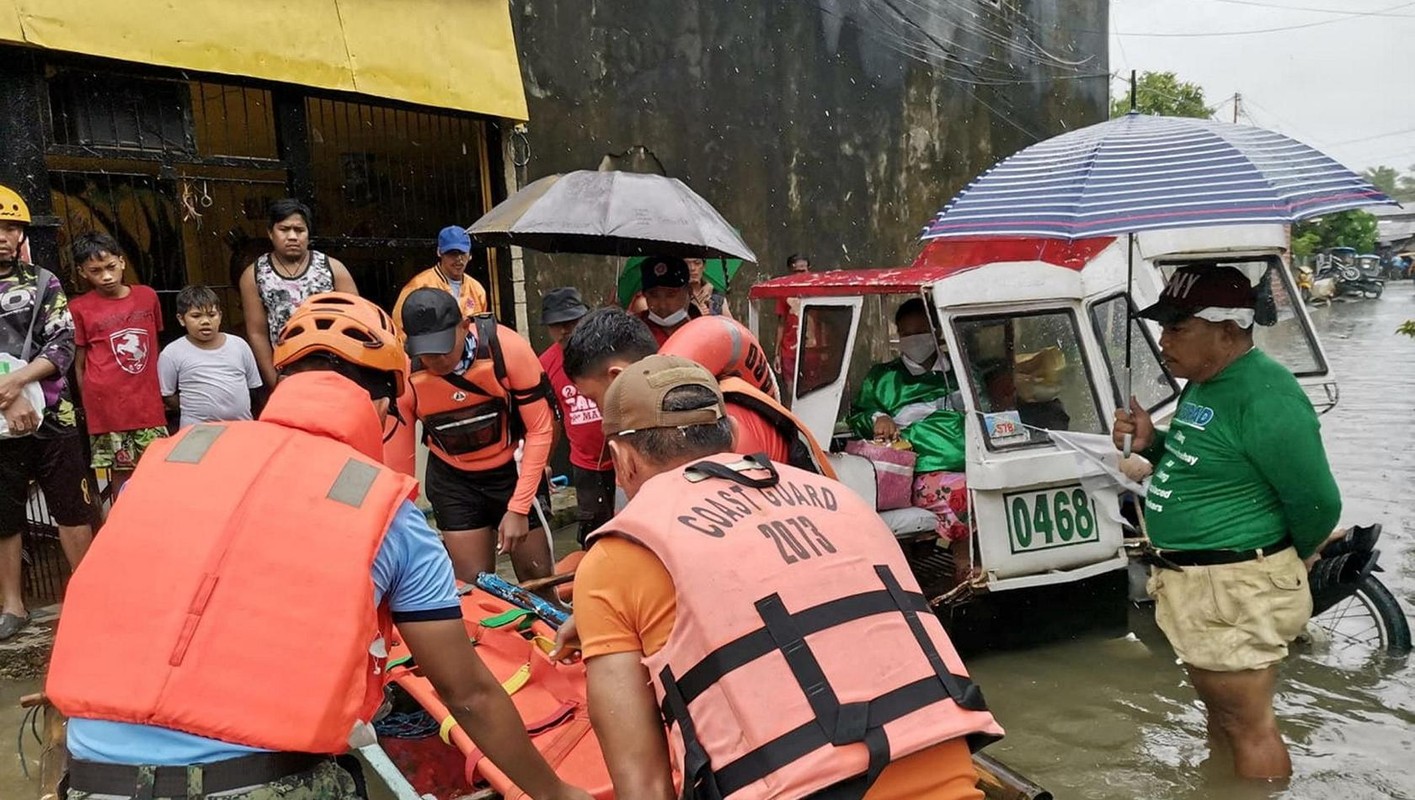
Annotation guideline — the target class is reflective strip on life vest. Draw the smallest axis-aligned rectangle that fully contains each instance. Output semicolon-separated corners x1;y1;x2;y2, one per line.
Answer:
165;424;226;463
327;459;381;508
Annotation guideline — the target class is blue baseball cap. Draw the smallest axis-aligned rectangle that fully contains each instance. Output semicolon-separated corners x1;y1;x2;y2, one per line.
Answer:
437;226;472;255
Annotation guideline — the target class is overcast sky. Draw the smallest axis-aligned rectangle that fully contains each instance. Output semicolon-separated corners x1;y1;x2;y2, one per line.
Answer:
1110;0;1414;173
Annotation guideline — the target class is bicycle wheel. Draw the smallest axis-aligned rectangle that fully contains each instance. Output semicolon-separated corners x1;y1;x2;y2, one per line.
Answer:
1310;575;1412;657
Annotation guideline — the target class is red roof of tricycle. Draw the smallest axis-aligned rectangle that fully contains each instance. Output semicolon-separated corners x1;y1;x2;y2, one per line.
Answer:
748;237;1115;299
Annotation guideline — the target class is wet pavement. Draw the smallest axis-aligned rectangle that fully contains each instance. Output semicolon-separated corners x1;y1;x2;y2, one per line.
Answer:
966;282;1415;800
2;285;1412;800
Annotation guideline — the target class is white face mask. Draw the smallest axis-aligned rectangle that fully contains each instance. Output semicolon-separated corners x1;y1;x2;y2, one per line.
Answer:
648;308;689;327
898;333;938;365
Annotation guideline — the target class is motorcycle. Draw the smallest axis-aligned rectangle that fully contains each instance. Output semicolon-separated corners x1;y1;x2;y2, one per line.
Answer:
1298;264;1337;305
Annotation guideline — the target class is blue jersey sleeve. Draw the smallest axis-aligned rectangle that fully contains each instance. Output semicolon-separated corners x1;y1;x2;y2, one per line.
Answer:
373;501;462;623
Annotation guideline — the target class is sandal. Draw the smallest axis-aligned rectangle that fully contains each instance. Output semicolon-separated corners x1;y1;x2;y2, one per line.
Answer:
0;612;29;641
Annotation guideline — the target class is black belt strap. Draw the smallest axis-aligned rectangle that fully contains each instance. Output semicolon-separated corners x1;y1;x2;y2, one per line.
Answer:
69;752;328;799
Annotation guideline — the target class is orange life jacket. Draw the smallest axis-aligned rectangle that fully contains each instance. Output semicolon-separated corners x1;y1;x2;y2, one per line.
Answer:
46;372;418;754
588;454;1002;800
663;317;779;400
719;377;835;480
412;315;554;471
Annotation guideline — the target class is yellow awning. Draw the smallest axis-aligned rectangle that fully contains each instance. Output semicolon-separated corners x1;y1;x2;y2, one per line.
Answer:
0;0;528;120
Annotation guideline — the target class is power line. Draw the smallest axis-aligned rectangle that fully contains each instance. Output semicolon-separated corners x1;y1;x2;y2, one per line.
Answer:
1209;0;1415;18
1327;126;1415;147
1113;0;1415;37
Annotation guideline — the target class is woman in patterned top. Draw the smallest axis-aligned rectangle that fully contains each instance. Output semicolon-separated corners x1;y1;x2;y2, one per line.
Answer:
238;199;357;388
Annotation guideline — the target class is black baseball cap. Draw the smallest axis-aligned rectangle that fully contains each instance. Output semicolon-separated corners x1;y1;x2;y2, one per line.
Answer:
401;287;464;356
541;287;589;325
1137;266;1254;326
640;257;690;292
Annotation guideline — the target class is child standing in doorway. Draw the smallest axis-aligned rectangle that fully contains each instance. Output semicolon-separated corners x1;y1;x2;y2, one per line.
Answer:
69;232;168;498
157;285;263;429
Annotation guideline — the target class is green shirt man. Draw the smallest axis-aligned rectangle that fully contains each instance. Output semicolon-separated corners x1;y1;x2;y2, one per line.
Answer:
1140;348;1340;557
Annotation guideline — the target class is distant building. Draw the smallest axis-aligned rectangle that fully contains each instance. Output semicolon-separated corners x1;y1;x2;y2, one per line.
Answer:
1373;205;1415;253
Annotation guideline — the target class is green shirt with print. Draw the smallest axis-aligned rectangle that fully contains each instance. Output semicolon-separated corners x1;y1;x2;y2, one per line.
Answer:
1140;348;1340;558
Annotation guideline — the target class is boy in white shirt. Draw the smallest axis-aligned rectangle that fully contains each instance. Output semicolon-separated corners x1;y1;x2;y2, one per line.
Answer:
157;286;263;428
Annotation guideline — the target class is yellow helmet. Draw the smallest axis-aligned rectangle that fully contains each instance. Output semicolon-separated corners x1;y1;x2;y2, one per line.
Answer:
0;185;30;225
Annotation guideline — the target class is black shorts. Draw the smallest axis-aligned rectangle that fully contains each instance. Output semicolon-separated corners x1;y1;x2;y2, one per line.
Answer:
0;427;98;536
572;466;616;545
424;455;550;533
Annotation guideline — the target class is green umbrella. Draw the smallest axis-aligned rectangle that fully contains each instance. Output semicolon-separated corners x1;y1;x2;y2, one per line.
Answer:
617;257;744;307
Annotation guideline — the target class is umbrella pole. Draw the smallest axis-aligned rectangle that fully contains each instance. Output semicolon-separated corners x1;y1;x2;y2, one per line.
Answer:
1122;232;1135;458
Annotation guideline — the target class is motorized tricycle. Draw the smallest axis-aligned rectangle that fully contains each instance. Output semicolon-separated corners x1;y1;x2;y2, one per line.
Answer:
749;224;1407;655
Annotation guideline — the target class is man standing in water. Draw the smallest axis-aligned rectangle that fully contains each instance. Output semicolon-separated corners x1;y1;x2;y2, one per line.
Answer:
1114;266;1340;780
239;199;358;388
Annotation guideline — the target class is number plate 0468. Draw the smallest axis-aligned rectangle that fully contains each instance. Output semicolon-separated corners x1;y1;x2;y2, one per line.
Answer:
1004;485;1098;553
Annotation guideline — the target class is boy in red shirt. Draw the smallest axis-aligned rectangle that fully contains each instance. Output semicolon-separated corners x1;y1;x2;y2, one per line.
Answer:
69;233;168;497
537;287;614;545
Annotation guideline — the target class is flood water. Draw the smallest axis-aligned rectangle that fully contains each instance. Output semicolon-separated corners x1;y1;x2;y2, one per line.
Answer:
2;286;1412;800
966;283;1415;800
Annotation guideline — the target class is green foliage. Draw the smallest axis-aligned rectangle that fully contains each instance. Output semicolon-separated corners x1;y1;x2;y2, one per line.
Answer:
1110;72;1212;119
1399;320;1415;338
1291;210;1380;256
1361;165;1415;203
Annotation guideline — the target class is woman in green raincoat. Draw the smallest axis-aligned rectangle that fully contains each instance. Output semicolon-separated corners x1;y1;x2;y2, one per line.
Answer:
847;298;972;582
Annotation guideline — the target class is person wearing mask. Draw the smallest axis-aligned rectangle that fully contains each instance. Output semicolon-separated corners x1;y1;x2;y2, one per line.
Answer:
538;287;614;546
554;355;1002;800
392;226;490;338
685;257;733;319
0;185;96;641
847;298;971;583
1114;266;1340;780
635;256;699;346
239;198;357;388
46;293;591;800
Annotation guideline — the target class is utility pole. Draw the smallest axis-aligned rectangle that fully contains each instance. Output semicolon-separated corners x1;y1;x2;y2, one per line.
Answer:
1233;92;1241;124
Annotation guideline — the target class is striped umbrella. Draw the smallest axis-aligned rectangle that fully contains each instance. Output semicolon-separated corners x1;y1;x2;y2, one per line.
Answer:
922;111;1393;241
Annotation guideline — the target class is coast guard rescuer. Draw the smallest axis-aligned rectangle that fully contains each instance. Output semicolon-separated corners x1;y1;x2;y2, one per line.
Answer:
401;287;557;582
563;308;832;477
559;356;1002;799
45;294;591;800
1114;266;1341;781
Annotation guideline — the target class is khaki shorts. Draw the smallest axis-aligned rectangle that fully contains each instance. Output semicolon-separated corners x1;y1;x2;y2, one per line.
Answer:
1147;546;1312;672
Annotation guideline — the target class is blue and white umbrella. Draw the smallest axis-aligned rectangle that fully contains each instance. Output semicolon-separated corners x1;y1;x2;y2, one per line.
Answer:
922;112;1393;241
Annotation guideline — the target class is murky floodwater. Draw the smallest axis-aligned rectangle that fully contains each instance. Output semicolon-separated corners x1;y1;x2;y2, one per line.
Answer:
967;283;1415;800
3;286;1413;800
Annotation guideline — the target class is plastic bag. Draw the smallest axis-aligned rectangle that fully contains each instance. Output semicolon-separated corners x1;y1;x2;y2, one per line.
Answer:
844;439;917;511
0;353;45;439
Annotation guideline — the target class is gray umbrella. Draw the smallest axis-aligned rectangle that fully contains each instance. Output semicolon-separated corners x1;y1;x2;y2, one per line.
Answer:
468;170;758;262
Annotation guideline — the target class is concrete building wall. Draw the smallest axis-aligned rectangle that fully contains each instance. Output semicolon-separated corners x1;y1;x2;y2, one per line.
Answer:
507;0;1109;349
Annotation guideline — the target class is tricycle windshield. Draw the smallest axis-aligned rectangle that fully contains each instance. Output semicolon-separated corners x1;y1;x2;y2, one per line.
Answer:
952;309;1105;450
1089;294;1179;412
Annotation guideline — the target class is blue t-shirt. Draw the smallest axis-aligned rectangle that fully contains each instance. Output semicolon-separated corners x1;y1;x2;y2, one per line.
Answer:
68;500;459;765
448;280;462;300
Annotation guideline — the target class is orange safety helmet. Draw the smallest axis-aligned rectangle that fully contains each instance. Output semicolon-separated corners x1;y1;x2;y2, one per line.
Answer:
273;292;408;397
0;185;31;225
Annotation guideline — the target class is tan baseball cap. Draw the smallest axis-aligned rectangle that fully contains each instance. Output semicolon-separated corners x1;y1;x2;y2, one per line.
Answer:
601;354;725;437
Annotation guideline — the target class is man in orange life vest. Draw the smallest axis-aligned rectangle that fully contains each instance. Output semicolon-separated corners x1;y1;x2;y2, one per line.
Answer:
401;287;557;582
45;294;591;800
555;356;1003;800
563;308;832;478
